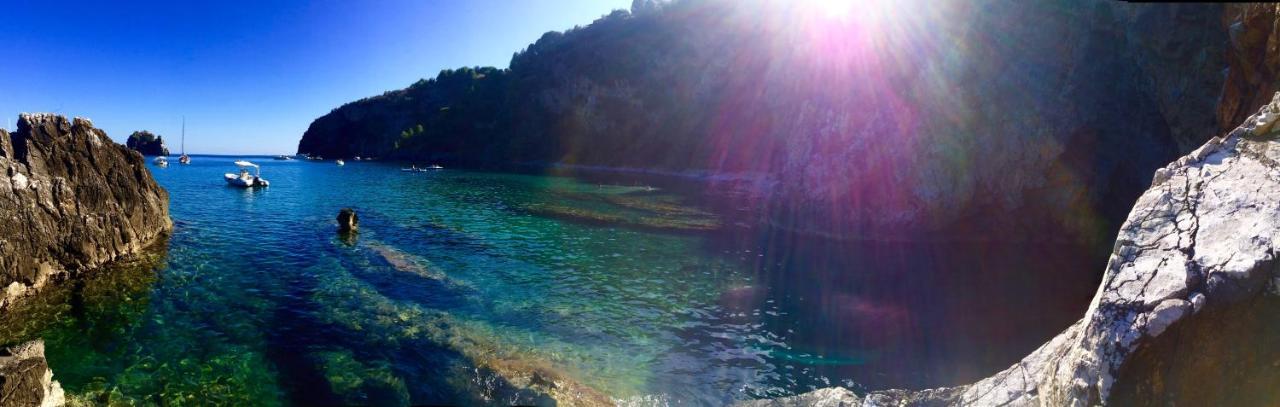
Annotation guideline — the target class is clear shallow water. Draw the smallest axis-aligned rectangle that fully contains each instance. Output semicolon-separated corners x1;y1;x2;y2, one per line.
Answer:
1;155;1102;405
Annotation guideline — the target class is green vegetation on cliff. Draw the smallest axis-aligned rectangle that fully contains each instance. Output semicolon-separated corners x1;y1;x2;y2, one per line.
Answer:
297;0;729;170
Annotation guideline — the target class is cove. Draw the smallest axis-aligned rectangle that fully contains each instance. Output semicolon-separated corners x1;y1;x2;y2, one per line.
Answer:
0;155;1101;405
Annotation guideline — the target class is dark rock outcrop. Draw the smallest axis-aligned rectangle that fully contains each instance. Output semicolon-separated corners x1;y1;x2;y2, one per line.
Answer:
337;208;358;233
744;93;1280;406
0;113;172;311
124;130;169;156
0;340;64;407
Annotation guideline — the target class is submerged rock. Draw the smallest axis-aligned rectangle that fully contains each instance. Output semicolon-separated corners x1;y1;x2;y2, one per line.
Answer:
744;92;1280;405
0;340;64;407
307;256;614;406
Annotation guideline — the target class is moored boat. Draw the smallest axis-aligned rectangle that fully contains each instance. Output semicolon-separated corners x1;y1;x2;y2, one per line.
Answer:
178;117;191;164
224;160;269;187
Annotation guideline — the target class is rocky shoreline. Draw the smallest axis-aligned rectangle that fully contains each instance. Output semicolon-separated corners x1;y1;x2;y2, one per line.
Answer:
0;113;172;407
745;94;1280;406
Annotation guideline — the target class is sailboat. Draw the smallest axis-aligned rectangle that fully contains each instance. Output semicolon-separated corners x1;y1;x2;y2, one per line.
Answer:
178;117;191;165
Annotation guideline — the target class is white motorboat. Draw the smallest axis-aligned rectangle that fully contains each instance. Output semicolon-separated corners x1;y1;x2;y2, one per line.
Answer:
153;156;169;167
224;160;269;187
273;155;293;160
428;164;443;170
336;159;345;166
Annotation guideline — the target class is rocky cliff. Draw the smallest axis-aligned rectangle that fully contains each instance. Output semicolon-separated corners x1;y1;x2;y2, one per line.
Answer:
124;130;169;156
296;0;1262;242
0;114;172;310
744;93;1280;406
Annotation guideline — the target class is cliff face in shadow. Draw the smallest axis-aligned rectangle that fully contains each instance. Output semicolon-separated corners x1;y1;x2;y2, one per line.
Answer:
745;93;1280;406
0;114;172;311
295;0;1270;242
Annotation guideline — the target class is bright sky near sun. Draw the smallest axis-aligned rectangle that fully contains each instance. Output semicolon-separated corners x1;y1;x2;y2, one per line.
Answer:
0;0;631;154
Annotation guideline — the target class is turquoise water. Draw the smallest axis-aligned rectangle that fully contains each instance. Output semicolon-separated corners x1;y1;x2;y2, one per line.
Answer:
1;155;1101;405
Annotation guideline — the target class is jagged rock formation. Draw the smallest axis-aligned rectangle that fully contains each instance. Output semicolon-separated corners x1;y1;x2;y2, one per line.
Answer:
0;340;64;407
0;114;172;310
124;130;169;156
743;94;1280;406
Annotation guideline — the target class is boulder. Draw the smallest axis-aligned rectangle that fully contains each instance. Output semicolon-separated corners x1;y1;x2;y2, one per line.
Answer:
743;92;1280;405
0;340;64;407
337;208;358;233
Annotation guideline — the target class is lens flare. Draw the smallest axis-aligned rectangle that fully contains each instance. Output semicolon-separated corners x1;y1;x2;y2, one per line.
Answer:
799;0;900;25
805;0;854;19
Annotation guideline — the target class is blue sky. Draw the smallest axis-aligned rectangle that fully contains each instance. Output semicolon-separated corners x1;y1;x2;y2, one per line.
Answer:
0;0;630;154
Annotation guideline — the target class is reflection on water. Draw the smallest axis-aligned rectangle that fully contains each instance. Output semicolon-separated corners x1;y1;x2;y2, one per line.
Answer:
0;156;1103;405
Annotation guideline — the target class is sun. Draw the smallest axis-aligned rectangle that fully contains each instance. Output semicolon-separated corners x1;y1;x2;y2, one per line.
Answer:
797;0;900;25
804;0;855;20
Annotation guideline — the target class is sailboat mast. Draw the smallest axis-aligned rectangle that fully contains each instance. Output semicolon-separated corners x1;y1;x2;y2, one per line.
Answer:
181;116;185;155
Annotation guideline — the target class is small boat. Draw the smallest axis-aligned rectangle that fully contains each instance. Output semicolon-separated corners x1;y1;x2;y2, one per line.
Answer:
354;156;362;161
401;165;429;172
178;117;191;165
428;164;444;170
224;160;269;187
153;156;169;167
336;159;345;166
273;155;293;160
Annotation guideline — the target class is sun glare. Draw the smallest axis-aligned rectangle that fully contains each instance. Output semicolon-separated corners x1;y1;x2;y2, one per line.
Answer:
798;0;900;25
808;0;854;19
